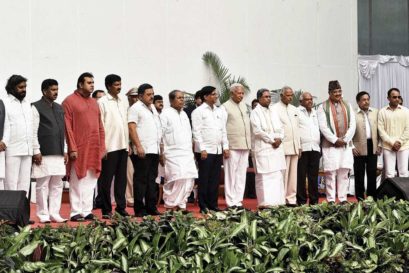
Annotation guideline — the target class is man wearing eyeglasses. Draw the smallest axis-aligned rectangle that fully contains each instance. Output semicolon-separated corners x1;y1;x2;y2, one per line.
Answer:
378;88;409;178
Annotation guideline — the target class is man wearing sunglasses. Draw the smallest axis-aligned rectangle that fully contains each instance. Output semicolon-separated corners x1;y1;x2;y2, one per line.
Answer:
378;88;409;178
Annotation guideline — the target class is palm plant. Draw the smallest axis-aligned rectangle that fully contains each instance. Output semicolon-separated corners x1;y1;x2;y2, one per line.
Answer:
202;51;250;104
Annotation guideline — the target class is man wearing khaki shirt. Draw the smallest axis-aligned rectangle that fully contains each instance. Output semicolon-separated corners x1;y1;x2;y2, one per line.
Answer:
352;91;381;200
272;86;301;207
378;88;409;178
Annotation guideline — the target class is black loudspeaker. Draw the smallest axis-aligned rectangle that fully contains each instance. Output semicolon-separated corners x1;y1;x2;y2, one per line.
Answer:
376;177;409;201
0;190;30;226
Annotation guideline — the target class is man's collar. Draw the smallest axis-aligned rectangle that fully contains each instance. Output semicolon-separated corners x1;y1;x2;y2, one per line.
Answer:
386;104;402;110
8;94;25;103
106;93;121;101
357;107;373;113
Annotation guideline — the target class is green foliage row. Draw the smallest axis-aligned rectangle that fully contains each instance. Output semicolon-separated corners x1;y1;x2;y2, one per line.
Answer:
1;198;409;273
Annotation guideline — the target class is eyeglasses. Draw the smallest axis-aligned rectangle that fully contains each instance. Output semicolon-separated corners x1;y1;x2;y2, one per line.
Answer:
391;96;402;99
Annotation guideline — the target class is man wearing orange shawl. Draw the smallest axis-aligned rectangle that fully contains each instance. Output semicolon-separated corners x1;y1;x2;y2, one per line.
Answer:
317;81;356;204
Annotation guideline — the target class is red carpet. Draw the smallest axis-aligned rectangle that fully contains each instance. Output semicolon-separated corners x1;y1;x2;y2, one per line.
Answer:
29;196;357;228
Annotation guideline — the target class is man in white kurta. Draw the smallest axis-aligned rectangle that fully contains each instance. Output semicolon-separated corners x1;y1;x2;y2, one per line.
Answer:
160;90;198;210
0;100;8;190
221;83;251;209
317;81;356;203
3;75;33;198
32;79;67;223
272;86;301;206
250;89;286;207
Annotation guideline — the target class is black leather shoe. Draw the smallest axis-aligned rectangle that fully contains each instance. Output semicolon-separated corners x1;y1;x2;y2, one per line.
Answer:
84;214;96;221
286;204;297;208
200;208;210;214
135;211;148;218
148;210;162;216
102;213;113;219
210;207;221;212
70;214;85;222
116;210;130;217
341;201;349;205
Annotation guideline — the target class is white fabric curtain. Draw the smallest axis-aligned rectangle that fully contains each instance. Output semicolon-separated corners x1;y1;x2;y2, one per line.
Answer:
358;55;409;109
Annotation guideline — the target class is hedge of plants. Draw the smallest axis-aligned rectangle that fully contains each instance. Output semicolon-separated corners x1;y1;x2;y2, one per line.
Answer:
1;198;409;273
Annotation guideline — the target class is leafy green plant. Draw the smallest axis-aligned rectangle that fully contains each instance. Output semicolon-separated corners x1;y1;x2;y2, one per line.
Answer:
1;199;409;272
202;51;250;104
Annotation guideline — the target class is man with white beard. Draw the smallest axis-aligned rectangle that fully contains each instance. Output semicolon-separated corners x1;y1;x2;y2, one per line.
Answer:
160;90;198;211
250;89;286;207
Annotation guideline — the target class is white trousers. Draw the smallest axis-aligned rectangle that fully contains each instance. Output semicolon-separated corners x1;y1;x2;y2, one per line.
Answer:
255;171;285;207
163;178;194;209
284;155;298;205
36;175;64;221
69;169;98;217
223;149;249;207
383;149;409;178
4;156;32;198
325;168;350;202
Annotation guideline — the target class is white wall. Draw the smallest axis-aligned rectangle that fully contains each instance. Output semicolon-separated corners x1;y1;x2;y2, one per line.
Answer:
0;0;358;105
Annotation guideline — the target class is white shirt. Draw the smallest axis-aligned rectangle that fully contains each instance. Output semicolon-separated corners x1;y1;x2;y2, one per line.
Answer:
192;102;228;154
128;100;161;154
98;93;129;153
160;107;193;151
32;105;67;155
160;107;198;182
298;106;320;152
3;94;33;156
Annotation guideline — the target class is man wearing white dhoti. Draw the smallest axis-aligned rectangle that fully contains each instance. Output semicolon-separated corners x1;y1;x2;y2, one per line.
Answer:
160;90;198;210
221;83;251;209
317;80;356;203
378;88;409;178
250;89;286;207
272;86;301;207
3;75;33;198
32;79;68;223
0;100;8;190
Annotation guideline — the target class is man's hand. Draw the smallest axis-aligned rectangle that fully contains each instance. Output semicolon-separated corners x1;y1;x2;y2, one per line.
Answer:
64;153;68;165
136;145;145;158
0;141;6;152
33;153;42;165
223;149;230;159
69;151;78;160
335;139;346;147
376;147;382;156
159;154;165;166
298;149;302;159
201;150;208;160
352;148;360;157
392;141;401;152
272;138;282;149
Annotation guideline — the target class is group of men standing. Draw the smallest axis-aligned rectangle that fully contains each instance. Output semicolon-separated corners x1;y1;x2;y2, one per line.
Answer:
0;73;407;223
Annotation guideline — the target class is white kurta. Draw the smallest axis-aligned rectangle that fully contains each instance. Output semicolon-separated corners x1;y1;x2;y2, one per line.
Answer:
317;103;356;172
160;107;198;208
250;105;286;207
250;105;286;173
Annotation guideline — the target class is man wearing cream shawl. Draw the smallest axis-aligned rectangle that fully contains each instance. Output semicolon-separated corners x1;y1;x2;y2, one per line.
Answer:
250;89;286;208
317;81;356;204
